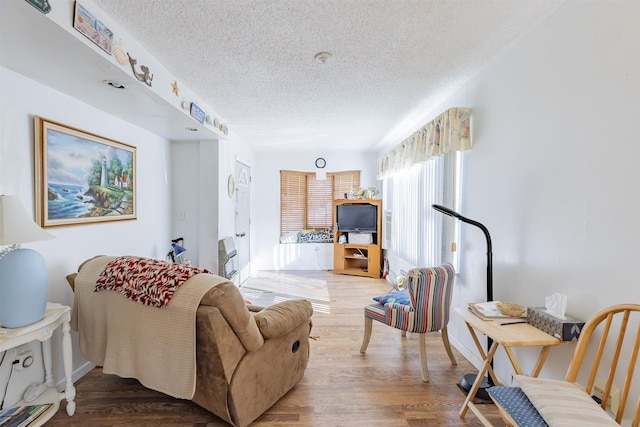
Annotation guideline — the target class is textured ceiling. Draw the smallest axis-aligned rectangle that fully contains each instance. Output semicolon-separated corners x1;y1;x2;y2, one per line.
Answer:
17;0;565;152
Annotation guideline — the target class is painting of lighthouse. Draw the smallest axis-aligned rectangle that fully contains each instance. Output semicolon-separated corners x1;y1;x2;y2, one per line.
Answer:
34;116;136;227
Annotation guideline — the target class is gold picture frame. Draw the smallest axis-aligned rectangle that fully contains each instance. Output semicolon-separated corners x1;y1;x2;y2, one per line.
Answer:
34;116;136;227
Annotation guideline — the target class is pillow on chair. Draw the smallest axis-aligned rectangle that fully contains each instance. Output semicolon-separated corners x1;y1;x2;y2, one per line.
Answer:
515;375;619;427
373;290;411;306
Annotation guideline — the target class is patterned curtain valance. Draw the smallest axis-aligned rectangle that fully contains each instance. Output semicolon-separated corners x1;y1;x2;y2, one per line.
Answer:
377;107;471;179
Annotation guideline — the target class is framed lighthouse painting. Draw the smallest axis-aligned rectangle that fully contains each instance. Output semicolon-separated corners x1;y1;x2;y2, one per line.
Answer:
34;116;136;227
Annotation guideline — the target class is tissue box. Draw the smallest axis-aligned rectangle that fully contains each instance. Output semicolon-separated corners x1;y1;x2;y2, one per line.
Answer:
348;233;372;244
527;307;585;341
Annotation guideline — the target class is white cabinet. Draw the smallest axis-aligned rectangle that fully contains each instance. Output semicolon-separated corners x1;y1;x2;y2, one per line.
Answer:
0;303;75;425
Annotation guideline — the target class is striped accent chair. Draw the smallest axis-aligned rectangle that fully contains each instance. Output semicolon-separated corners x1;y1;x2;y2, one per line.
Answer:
359;263;457;382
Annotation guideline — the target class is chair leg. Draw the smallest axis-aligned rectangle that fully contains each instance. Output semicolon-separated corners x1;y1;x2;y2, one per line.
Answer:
441;326;457;365
360;316;372;353
419;333;430;382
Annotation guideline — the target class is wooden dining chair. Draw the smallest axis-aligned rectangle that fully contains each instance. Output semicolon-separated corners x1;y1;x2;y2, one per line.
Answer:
488;304;640;427
359;263;457;382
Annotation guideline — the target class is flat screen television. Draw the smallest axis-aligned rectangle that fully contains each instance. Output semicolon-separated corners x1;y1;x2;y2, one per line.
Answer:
336;203;377;233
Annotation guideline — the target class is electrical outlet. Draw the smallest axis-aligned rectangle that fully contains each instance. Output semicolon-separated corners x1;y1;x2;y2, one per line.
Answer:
593;379;620;415
14;349;34;371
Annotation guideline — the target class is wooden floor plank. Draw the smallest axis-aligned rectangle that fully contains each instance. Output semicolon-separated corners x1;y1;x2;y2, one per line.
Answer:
48;270;502;426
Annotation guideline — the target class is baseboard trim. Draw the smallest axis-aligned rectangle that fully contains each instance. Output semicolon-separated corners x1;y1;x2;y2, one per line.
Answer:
55;360;95;391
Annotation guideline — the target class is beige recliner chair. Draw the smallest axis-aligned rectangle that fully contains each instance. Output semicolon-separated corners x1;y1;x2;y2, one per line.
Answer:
68;256;313;427
192;281;313;427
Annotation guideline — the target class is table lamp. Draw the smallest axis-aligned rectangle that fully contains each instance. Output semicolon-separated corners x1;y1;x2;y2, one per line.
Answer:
167;237;187;264
0;195;54;328
432;204;494;399
172;242;187;263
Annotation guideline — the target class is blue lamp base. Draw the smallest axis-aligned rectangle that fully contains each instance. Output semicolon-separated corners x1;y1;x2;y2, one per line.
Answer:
0;248;48;328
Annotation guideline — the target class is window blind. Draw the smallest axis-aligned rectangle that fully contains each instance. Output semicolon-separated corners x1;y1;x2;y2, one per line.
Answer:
307;174;333;230
280;171;307;234
332;171;360;200
280;170;360;235
384;151;460;268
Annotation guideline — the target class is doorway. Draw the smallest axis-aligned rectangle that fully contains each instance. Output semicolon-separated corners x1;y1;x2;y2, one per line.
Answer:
234;160;251;284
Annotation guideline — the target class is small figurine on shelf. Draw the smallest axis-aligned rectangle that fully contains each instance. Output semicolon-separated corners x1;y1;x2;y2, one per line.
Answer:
366;187;380;199
348;187;380;199
348;188;366;199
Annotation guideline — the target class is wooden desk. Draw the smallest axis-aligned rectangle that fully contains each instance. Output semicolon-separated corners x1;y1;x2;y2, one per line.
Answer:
454;306;562;426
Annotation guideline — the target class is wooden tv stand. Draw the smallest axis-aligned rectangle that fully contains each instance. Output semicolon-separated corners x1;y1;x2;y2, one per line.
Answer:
333;199;382;278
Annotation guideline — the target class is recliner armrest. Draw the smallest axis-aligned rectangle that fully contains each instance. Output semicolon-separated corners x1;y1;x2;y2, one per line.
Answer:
253;300;313;339
246;304;264;313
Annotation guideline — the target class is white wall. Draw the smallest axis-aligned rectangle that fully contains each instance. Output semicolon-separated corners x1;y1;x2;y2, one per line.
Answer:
170;139;220;272
170;140;202;266
387;0;640;415
0;66;173;405
170;133;255;276
218;134;255;242
252;150;379;270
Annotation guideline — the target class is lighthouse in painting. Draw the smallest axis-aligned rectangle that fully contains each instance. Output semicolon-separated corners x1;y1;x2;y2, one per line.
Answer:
101;156;108;187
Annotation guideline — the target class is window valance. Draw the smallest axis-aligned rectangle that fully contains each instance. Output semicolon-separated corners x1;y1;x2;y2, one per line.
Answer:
377;107;471;179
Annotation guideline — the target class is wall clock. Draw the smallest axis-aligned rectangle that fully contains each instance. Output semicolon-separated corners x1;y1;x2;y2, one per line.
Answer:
315;157;326;168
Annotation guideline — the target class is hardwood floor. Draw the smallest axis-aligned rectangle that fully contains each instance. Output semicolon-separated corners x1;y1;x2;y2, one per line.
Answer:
49;270;503;426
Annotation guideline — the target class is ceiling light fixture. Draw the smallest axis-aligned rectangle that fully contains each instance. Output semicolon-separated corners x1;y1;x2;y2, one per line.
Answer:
314;52;332;64
103;80;128;90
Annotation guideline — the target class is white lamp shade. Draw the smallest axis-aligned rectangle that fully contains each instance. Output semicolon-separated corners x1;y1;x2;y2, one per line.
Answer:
0;195;54;245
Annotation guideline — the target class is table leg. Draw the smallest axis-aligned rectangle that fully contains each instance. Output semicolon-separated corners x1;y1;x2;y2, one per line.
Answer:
503;346;524;376
62;321;76;416
41;337;54;388
465;322;486;359
460;340;499;418
530;346;552;378
468;401;497;427
464;322;499;385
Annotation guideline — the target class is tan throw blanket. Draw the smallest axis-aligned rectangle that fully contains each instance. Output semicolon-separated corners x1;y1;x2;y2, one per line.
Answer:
72;256;225;399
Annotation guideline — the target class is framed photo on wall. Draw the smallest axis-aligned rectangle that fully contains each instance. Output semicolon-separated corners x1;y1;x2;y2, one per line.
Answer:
34;116;137;227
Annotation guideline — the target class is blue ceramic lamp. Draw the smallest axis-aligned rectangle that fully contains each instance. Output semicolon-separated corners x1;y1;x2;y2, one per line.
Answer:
0;195;54;328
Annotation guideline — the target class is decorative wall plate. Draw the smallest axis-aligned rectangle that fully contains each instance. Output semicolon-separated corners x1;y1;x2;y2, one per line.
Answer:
227;174;236;198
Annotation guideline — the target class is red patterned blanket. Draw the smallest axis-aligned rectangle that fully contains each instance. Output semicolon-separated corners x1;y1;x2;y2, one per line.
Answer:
95;256;212;308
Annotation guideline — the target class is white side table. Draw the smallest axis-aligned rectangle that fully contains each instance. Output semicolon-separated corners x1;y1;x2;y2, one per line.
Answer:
0;302;75;425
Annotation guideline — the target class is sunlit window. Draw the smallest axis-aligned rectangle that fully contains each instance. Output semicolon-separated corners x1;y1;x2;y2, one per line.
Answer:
280;170;360;235
382;152;461;269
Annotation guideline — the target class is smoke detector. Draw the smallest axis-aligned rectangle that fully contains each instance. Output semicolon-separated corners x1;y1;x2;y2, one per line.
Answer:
314;52;332;64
